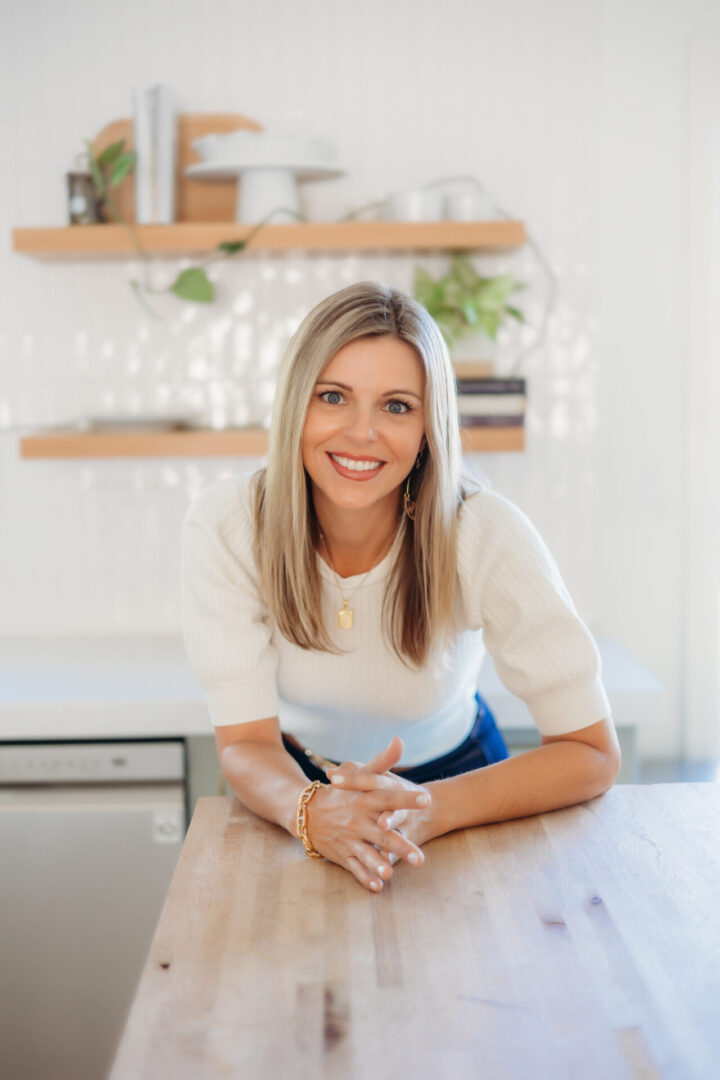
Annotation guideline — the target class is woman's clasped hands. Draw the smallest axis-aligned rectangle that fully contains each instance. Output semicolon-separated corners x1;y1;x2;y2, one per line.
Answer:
304;735;434;893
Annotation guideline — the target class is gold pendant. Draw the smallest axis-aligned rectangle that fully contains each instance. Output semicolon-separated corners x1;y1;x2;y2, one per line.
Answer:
338;601;353;629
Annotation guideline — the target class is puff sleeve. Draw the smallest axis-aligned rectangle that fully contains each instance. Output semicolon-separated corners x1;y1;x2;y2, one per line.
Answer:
180;474;279;727
457;488;612;736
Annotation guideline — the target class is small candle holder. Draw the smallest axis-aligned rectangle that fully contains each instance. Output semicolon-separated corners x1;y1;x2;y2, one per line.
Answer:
67;171;102;225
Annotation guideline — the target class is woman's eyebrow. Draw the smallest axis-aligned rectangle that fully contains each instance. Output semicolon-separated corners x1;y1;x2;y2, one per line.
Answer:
316;379;423;401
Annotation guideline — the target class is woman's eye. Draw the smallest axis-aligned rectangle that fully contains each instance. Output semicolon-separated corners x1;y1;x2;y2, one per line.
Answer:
320;391;344;405
386;399;412;415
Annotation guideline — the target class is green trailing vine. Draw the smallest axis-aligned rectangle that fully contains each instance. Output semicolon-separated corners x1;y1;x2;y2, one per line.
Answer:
83;139;527;344
84;137;305;318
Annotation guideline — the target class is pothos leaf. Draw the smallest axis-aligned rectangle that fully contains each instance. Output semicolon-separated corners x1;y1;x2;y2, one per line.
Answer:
217;240;247;255
450;253;480;290
170;268;214;302
461;300;479;325
477;311;501;340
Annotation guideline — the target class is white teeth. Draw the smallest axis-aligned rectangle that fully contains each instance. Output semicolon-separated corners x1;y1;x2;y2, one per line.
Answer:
330;453;384;472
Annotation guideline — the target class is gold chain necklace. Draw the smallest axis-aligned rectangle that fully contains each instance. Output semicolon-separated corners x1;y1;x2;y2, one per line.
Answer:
318;526;398;630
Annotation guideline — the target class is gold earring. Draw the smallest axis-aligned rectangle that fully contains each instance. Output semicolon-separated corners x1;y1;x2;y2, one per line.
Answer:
403;474;416;521
403;450;424;520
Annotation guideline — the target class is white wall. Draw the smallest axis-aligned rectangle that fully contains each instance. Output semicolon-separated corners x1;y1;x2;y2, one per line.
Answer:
1;0;718;760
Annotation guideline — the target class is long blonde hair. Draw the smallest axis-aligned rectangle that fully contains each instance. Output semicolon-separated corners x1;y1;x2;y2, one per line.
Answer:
251;280;486;668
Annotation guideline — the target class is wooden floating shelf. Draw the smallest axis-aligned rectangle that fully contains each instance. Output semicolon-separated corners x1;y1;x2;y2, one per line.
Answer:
12;220;526;257
19;426;524;459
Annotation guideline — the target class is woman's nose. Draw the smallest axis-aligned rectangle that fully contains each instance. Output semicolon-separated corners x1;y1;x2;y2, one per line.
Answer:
344;405;377;442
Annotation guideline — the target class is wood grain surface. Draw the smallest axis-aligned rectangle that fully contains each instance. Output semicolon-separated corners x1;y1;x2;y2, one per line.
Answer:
109;783;720;1080
19;424;523;459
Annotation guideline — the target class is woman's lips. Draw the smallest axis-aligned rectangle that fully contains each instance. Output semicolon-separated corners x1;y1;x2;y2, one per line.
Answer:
326;452;386;481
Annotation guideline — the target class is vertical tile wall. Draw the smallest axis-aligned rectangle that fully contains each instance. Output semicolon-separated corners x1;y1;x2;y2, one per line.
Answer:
3;0;702;764
0;232;592;635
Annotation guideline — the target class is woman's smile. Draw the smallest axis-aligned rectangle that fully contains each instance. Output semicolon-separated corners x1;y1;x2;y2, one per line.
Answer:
327;452;386;479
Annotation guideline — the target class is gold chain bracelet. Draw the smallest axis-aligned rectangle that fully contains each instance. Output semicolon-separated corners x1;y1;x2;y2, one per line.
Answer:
296;780;322;857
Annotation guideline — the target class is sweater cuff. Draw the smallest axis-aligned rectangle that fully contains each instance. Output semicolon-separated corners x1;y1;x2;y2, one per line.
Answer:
206;679;279;728
524;674;612;736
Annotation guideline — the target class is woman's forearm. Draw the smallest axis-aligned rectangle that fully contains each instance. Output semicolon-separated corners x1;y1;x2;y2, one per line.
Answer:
426;741;619;840
219;741;310;837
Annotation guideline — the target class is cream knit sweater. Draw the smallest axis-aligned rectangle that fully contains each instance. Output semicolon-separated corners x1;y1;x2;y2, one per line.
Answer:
181;473;612;767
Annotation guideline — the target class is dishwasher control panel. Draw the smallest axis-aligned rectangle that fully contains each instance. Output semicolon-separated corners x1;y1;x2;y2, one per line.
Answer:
0;741;185;783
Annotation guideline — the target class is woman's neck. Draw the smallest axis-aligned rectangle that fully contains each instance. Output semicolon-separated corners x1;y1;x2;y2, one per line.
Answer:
314;499;403;578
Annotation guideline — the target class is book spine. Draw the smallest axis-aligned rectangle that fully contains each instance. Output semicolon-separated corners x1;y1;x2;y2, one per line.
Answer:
154;83;177;224
460;414;525;428
457;393;525;417
456;378;526;394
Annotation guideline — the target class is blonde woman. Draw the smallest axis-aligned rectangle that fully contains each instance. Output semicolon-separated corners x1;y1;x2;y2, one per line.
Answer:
181;281;620;894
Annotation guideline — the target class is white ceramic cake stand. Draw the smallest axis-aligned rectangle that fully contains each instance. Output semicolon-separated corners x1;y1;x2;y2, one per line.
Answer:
184;160;346;223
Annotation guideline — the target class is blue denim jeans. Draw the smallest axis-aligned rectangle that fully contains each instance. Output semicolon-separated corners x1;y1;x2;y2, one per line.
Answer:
281;692;509;786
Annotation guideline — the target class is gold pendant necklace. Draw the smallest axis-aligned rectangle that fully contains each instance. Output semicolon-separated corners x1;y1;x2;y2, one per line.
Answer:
338;599;354;630
319;527;398;630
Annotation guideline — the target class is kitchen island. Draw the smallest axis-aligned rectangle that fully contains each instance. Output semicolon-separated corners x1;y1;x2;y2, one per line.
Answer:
108;783;720;1079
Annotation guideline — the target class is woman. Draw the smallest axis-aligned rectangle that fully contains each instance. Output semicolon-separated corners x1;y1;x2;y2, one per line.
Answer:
181;281;620;894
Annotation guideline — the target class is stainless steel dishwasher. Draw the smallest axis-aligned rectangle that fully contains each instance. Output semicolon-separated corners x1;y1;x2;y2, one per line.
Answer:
0;740;187;1080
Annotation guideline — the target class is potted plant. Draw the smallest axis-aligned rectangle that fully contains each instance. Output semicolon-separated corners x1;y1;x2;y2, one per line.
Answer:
414;254;527;431
413;253;526;360
84;138;136;224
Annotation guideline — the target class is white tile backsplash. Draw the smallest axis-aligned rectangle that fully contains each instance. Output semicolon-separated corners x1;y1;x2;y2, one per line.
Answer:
3;0;719;758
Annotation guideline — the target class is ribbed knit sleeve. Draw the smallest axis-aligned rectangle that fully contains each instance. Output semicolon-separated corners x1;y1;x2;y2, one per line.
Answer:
180;474;279;727
457;489;612;736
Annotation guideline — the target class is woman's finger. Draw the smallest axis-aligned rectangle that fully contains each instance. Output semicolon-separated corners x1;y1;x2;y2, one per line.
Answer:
366;822;425;866
364;735;404;774
367;788;431;815
332;737;401;780
330;769;419;794
378;808;406;832
327;737;403;784
326;759;363;777
354;841;394;884
385;827;407;867
329;771;381;790
330;773;430;811
346;855;385;893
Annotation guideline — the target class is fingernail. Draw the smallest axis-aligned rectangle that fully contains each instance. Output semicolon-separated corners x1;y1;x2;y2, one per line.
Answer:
370;880;381;891
408;853;421;866
331;775;344;784
416;793;430;806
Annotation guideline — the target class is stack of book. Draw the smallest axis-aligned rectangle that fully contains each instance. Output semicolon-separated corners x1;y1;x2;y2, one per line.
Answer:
131;83;177;224
455;370;526;429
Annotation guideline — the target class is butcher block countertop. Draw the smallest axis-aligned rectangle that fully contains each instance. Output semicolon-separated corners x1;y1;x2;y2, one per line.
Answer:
109;783;720;1080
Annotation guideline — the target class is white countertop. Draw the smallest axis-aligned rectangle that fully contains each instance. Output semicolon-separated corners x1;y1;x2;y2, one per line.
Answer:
0;635;666;741
0;636;206;739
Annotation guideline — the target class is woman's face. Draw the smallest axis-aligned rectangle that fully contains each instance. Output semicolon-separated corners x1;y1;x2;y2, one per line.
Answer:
301;336;426;521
